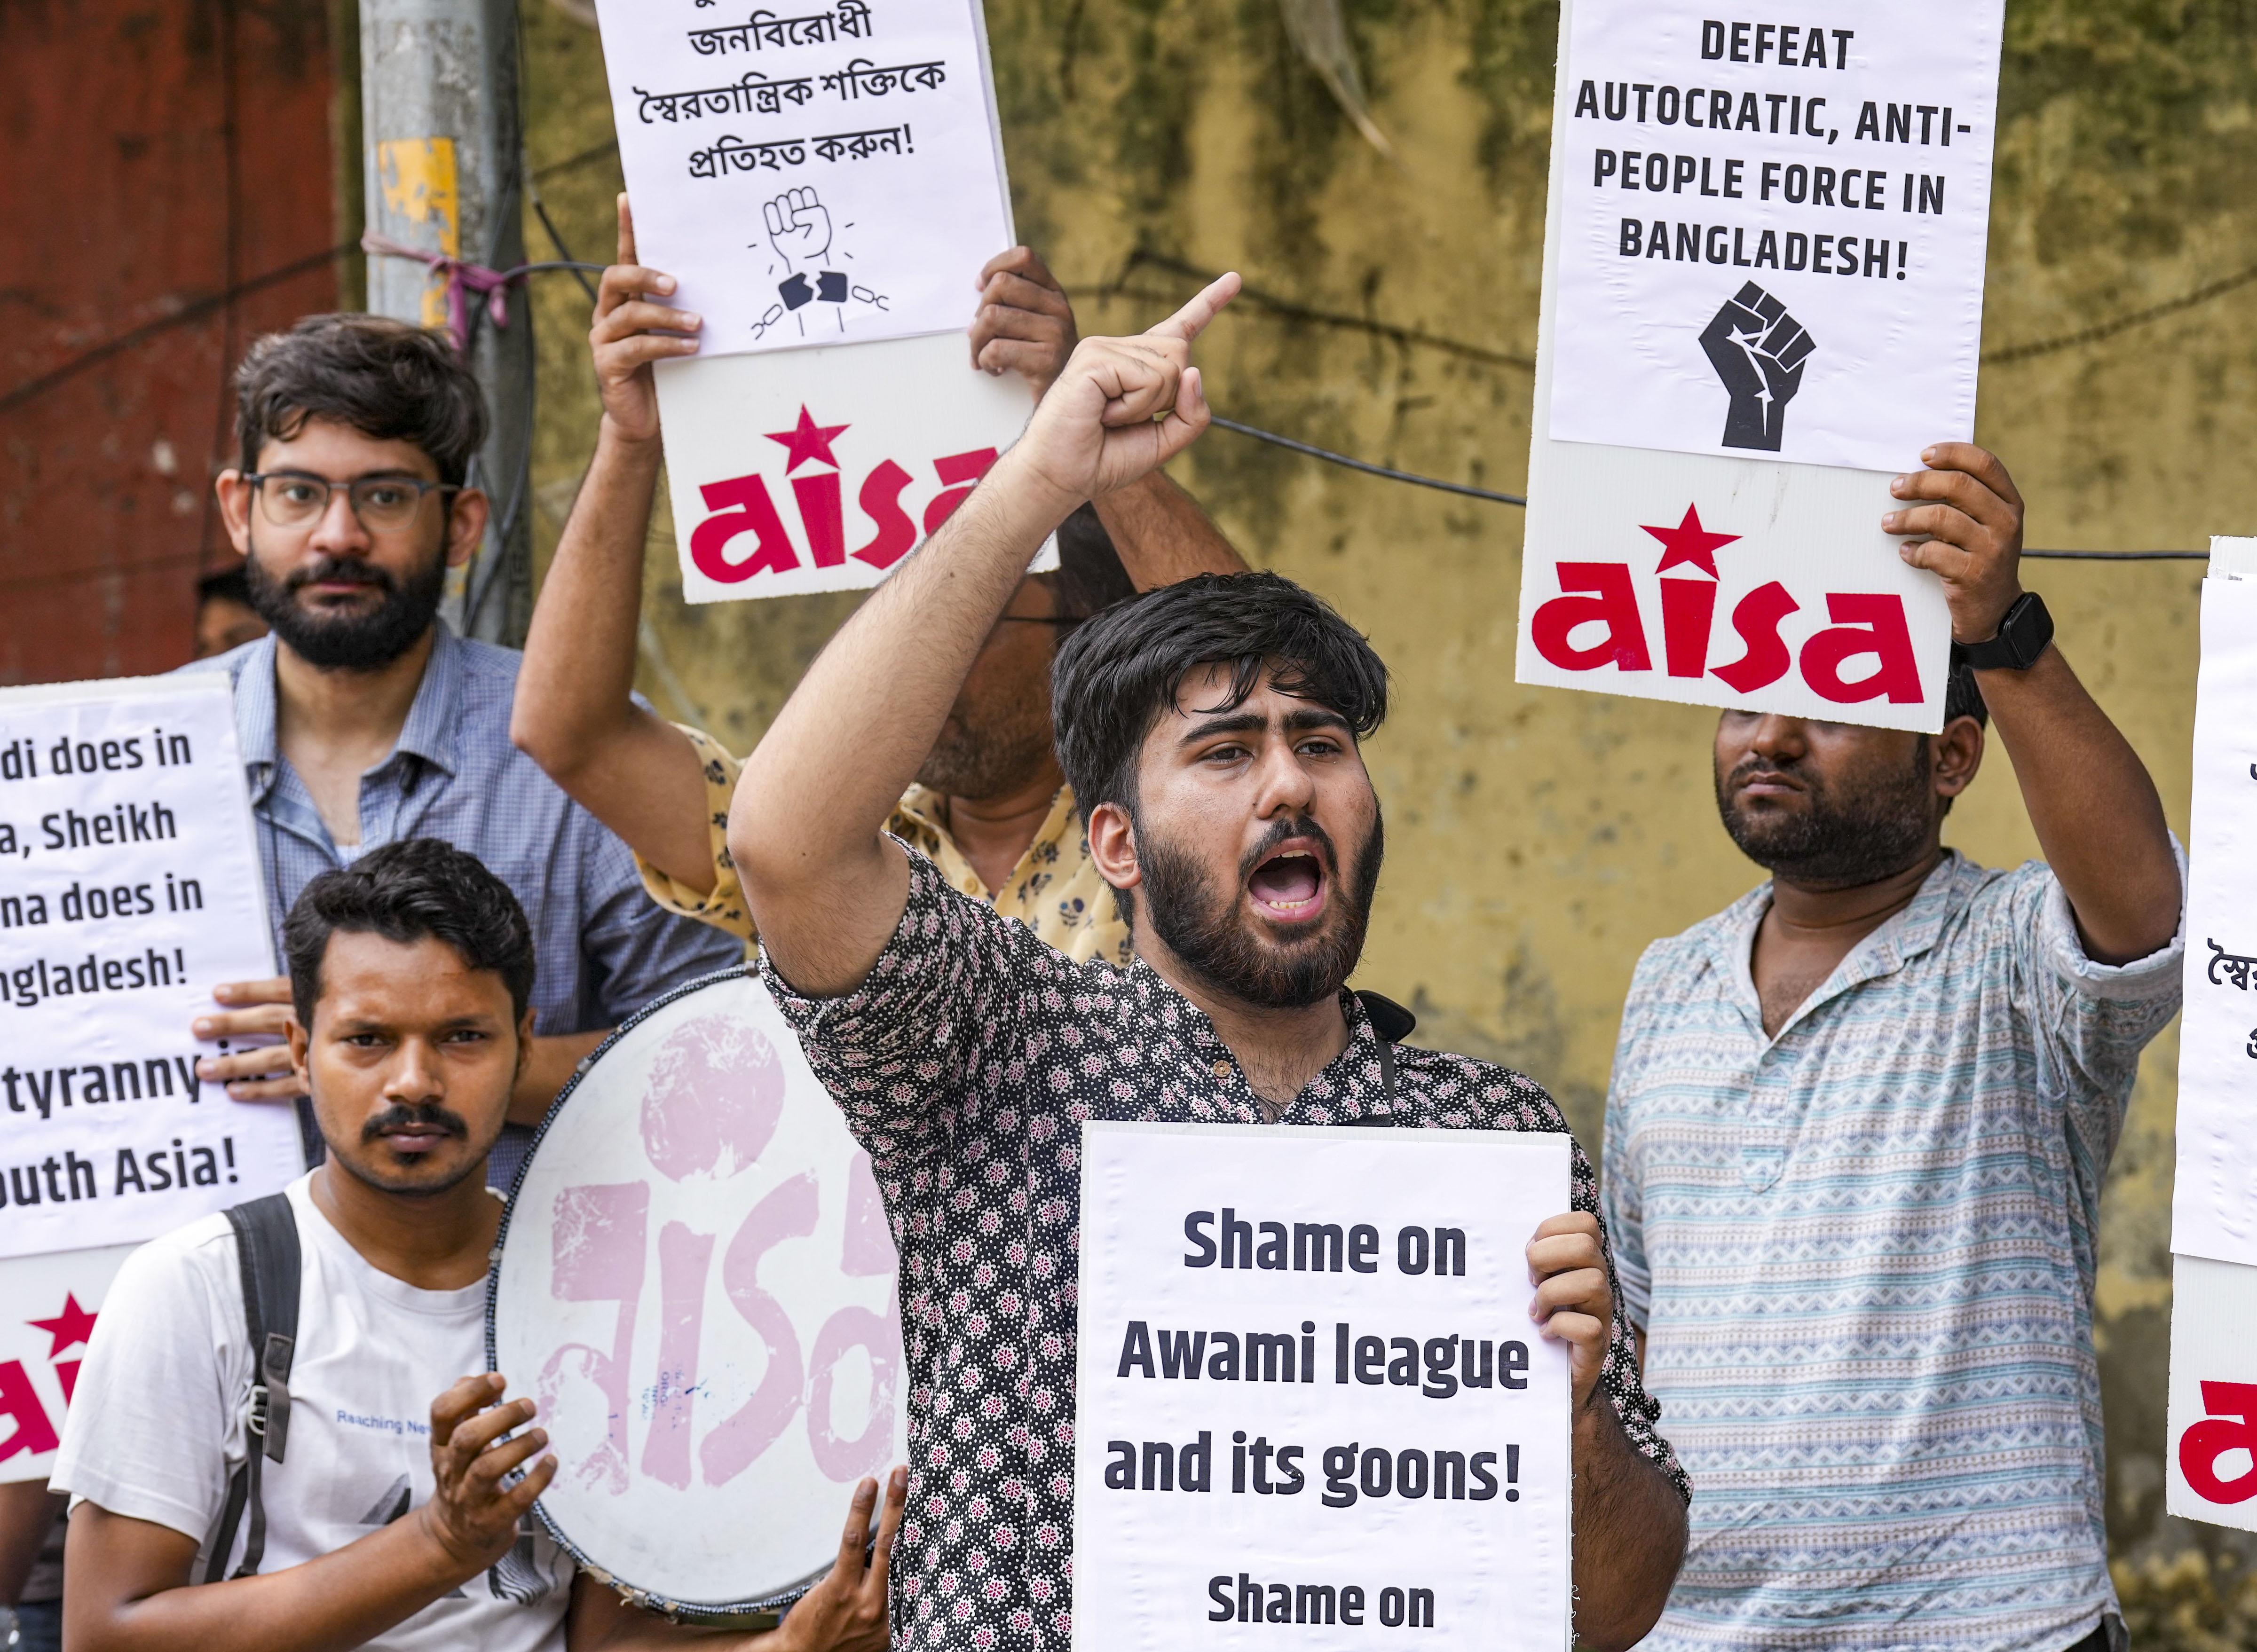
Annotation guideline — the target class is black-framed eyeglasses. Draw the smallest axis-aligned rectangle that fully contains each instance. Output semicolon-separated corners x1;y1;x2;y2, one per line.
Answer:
243;472;459;532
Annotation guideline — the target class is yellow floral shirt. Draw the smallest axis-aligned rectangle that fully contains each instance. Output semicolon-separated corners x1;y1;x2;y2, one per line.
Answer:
636;724;1135;968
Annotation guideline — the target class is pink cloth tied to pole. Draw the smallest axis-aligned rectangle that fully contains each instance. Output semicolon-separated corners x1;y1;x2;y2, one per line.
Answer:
359;233;525;353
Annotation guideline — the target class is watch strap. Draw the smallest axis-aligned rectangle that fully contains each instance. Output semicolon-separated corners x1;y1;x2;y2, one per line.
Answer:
1951;591;2052;671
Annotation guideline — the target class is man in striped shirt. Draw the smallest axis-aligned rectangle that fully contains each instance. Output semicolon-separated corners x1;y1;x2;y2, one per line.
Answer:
1603;444;2183;1652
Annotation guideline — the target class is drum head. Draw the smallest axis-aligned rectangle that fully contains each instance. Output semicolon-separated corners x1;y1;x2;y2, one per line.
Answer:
489;968;906;1620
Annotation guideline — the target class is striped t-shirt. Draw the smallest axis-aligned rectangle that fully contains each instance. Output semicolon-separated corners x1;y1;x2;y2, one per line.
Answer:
1603;850;2183;1652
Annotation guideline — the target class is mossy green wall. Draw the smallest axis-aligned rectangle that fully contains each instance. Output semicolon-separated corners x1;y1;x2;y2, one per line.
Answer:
515;0;2257;1630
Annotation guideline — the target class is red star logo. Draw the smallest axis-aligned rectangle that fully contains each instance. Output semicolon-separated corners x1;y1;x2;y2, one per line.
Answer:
1640;503;1741;578
29;1292;97;1360
765;405;849;472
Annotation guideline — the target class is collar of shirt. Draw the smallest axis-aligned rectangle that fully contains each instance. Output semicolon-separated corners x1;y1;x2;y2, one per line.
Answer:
1113;960;1396;1124
891;781;1081;905
1712;849;1977;1042
221;622;463;813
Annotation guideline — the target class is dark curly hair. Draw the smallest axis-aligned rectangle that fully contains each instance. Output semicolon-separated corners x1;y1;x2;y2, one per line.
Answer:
1050;571;1389;825
235;314;488;486
284;838;534;1028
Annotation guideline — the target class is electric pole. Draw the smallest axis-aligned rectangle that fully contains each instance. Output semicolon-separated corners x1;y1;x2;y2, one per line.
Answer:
359;0;534;645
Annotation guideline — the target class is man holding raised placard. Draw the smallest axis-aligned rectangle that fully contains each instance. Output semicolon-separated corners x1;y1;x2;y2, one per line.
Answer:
728;283;1690;1650
1603;446;2183;1652
512;201;1245;968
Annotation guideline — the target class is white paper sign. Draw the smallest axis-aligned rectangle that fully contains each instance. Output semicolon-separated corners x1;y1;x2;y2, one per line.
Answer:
593;0;1013;357
2165;1253;2257;1531
0;675;301;1263
1515;0;1957;734
1547;1;2003;472
0;1243;133;1484
1075;1124;1572;1652
2170;564;2257;1268
656;330;1050;603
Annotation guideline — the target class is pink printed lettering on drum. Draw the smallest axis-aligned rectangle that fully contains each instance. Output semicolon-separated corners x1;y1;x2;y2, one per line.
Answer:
639;1015;786;1180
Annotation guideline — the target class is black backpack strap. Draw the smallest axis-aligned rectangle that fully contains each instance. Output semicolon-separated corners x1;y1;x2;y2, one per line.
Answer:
1351;991;1418;1119
203;1194;300;1583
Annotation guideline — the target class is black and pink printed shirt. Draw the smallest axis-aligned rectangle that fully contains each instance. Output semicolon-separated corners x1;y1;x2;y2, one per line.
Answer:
764;848;1688;1652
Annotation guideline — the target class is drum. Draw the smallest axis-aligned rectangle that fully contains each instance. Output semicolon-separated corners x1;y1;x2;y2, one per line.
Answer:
489;968;905;1622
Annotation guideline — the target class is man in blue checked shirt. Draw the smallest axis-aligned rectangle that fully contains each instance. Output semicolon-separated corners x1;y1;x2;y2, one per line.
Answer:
178;315;742;1185
1603;443;2184;1652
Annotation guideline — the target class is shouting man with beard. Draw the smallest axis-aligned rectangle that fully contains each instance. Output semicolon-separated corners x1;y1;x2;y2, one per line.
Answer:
728;279;1692;1652
1602;445;2183;1652
181;315;742;1178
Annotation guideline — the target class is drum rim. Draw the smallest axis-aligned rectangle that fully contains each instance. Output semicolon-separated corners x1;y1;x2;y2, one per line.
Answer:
484;962;836;1621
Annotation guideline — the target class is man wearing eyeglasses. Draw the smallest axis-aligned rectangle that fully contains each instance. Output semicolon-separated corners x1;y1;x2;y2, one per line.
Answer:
509;200;1246;965
179;314;743;1177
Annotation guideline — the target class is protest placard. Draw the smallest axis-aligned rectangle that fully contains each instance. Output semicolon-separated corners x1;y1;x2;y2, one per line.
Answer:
1075;1124;1572;1652
656;331;1050;602
0;1243;134;1483
2166;1253;2257;1531
2170;541;2257;1270
592;0;1011;357
1516;0;2004;732
0;673;301;1263
0;672;300;1482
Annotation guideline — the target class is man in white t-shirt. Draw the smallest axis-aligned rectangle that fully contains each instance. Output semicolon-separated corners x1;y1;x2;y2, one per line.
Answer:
52;837;903;1652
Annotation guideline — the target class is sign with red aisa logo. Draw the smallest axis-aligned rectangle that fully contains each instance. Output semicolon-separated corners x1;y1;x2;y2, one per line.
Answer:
654;331;1054;603
1514;441;1951;734
2167;1253;2257;1535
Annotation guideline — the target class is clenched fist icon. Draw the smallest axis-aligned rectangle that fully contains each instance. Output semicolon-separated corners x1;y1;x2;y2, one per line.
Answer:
1699;282;1815;453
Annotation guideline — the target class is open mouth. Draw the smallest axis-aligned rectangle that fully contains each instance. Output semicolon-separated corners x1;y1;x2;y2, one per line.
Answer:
1247;846;1329;924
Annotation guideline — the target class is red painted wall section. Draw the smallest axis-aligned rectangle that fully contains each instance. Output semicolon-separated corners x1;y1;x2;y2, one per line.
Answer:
0;0;344;684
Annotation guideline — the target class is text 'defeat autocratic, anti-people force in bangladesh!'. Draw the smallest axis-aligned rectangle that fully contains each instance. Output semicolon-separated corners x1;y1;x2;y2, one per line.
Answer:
1546;2;2004;472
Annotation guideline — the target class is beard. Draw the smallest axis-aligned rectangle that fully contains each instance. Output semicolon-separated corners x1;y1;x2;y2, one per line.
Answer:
1140;810;1385;1011
1716;737;1936;887
915;686;1056;801
245;541;448;671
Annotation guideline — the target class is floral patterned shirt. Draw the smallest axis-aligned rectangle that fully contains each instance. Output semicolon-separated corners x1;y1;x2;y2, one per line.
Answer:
764;849;1689;1652
637;724;1133;967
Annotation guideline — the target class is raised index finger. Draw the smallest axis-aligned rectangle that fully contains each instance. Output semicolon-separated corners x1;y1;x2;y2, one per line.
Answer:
1147;272;1242;345
616;194;638;267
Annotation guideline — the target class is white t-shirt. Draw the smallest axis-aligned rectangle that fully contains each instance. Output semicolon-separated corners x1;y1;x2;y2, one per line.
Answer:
52;1172;574;1651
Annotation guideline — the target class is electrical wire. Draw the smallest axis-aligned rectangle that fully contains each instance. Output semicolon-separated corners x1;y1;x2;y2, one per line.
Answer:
0;242;2221;576
1205;416;2211;560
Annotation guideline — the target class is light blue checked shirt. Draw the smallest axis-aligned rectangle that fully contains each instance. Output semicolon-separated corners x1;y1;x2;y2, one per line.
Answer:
1604;849;2183;1652
181;624;742;1183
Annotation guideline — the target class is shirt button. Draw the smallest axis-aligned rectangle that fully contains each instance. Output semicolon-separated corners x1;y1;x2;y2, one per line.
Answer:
1212;1060;1231;1080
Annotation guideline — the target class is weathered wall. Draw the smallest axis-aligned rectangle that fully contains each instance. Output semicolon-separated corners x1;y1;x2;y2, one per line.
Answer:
0;0;352;683
517;0;2257;1633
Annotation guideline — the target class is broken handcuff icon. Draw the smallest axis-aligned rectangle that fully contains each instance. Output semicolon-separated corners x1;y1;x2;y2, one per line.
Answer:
753;187;889;338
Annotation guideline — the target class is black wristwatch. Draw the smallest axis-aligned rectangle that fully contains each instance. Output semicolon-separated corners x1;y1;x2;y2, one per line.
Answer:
1951;591;2053;671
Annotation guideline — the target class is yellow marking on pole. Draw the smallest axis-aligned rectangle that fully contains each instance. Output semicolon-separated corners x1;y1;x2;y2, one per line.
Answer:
375;138;460;330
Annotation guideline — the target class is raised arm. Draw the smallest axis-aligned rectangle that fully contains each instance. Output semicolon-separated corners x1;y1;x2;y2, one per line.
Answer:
732;275;1240;995
971;247;1247;585
511;196;714;892
1888;443;2180;963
